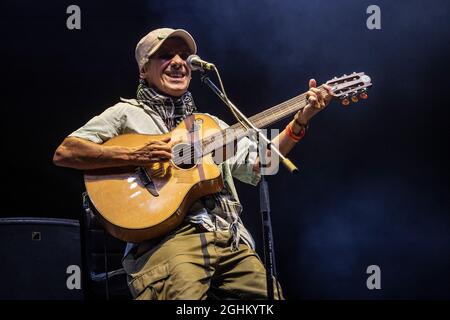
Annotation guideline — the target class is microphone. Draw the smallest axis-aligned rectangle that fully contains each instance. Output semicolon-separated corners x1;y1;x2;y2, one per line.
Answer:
187;55;216;71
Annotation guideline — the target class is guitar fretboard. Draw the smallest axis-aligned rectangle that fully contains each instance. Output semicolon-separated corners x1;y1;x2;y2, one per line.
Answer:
200;86;326;156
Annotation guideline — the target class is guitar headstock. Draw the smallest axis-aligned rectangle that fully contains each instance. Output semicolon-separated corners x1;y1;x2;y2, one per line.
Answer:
326;72;372;106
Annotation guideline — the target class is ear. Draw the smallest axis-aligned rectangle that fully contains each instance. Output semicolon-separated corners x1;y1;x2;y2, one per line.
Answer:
139;66;147;80
140;60;151;79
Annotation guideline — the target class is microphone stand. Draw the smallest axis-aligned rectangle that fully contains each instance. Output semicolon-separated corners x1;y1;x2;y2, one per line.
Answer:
200;70;298;300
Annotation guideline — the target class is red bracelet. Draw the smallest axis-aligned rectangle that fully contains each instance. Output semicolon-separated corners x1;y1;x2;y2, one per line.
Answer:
285;123;306;142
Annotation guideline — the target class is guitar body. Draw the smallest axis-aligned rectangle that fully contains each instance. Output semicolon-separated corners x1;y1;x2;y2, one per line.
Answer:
84;114;224;242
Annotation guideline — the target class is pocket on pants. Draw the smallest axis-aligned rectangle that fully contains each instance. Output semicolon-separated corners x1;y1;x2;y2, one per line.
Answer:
129;262;170;300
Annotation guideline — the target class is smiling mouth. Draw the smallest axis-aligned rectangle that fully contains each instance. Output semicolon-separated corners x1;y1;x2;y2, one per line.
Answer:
164;72;186;80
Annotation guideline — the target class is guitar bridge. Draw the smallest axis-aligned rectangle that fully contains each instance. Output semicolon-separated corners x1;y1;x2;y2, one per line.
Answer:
135;167;159;197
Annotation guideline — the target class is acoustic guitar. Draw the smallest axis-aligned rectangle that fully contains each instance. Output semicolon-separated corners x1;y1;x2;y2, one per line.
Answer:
85;72;372;242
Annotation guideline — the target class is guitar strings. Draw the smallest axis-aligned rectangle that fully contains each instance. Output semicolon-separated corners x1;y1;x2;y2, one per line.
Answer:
173;86;328;165
172;86;327;165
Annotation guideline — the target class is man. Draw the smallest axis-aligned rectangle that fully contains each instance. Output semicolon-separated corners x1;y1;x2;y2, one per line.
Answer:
53;27;332;300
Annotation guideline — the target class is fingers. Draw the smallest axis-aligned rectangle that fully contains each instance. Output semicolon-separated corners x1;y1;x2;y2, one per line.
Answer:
155;136;184;148
306;91;318;108
308;79;333;107
307;79;322;108
145;138;173;150
312;88;326;107
149;143;172;153
300;79;332;125
134;139;173;163
306;89;325;108
149;150;172;159
141;149;173;164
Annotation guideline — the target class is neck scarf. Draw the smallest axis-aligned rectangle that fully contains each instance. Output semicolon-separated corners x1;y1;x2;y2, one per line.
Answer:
136;83;197;131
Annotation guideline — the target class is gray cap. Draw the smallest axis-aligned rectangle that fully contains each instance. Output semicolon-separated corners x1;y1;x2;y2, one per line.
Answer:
135;28;197;71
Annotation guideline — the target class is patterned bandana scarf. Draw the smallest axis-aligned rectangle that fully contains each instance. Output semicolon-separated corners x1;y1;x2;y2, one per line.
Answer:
136;82;197;131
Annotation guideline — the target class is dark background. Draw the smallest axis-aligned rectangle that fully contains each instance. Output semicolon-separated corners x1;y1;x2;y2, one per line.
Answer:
1;0;449;299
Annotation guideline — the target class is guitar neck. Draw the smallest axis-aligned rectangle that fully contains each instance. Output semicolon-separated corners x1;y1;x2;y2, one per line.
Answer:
201;85;326;156
230;86;323;131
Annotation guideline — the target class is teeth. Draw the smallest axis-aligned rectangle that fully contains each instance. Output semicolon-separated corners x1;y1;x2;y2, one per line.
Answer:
167;74;184;78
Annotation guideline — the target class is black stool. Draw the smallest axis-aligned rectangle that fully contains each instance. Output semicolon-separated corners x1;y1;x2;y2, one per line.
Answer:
80;192;132;300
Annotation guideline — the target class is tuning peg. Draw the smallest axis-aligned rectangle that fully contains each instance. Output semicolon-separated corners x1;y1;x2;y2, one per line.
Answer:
351;95;358;103
341;98;350;106
359;92;368;99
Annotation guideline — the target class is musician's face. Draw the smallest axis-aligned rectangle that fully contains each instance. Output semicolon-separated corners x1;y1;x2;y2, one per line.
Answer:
141;37;192;97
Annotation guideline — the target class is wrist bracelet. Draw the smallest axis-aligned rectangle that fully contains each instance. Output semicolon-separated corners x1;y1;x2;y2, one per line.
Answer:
285;122;306;142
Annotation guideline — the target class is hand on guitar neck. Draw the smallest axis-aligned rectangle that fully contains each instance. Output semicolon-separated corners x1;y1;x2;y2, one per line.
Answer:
272;78;333;158
291;79;333;134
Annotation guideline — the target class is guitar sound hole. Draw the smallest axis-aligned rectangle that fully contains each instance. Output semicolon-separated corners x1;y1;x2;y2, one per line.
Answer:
172;143;199;169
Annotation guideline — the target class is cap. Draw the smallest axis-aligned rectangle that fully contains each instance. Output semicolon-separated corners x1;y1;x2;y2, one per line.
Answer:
135;28;197;71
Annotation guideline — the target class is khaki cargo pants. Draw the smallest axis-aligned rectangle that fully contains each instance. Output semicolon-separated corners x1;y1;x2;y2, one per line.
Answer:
126;223;284;300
